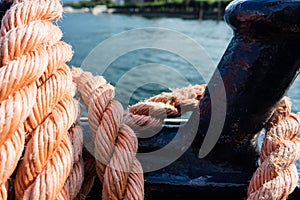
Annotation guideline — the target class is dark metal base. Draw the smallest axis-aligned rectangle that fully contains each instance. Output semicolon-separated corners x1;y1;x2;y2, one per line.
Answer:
143;148;300;200
82;121;300;199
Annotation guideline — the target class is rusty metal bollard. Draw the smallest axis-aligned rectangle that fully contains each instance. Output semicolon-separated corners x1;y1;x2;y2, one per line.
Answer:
138;0;300;199
194;0;300;167
193;0;300;168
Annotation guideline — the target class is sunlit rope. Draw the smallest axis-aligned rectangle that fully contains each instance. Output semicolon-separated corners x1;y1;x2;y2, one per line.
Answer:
0;0;58;198
0;0;81;199
73;67;144;200
58;125;85;200
247;96;300;199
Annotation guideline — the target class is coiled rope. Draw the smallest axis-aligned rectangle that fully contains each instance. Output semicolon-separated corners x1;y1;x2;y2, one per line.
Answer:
0;0;82;199
73;67;144;200
247;96;300;199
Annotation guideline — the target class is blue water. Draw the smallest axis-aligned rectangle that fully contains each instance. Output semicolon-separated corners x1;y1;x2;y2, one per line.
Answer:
60;13;232;65
59;13;229;105
59;13;300;112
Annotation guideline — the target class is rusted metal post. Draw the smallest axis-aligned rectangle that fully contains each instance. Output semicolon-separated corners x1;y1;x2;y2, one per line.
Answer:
193;0;300;168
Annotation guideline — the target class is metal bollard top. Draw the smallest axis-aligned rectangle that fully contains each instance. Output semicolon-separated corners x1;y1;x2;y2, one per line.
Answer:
192;0;300;169
225;0;300;37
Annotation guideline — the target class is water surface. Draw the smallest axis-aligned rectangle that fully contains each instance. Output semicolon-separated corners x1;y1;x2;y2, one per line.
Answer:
59;13;300;112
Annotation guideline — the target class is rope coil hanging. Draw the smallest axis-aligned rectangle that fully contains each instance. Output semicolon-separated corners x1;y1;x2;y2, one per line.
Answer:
73;67;144;200
247;96;300;200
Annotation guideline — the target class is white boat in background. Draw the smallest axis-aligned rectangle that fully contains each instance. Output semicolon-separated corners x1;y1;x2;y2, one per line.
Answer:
63;6;90;13
91;5;108;15
63;6;75;13
107;8;116;14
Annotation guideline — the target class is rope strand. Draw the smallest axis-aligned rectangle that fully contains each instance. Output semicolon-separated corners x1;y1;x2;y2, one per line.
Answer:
124;84;206;135
58;125;84;200
0;0;81;199
247;97;300;200
73;67;144;200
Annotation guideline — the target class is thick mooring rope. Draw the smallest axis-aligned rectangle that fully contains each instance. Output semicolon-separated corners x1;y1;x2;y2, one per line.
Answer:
124;84;206;135
73;67;144;200
0;0;59;198
0;0;81;199
247;96;300;199
58;124;85;200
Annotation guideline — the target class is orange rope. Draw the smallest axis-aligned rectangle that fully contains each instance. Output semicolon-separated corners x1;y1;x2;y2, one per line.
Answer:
0;125;25;199
0;0;61;198
73;67;144;200
247;97;300;199
124;84;206;134
72;69;97;200
58;125;85;200
0;0;81;199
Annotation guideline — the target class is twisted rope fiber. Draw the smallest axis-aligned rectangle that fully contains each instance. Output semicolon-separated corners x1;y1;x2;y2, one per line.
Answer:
123;84;206;135
73;67;144;200
247;96;300;199
0;0;59;198
0;0;82;199
58;125;84;200
72;69;97;200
